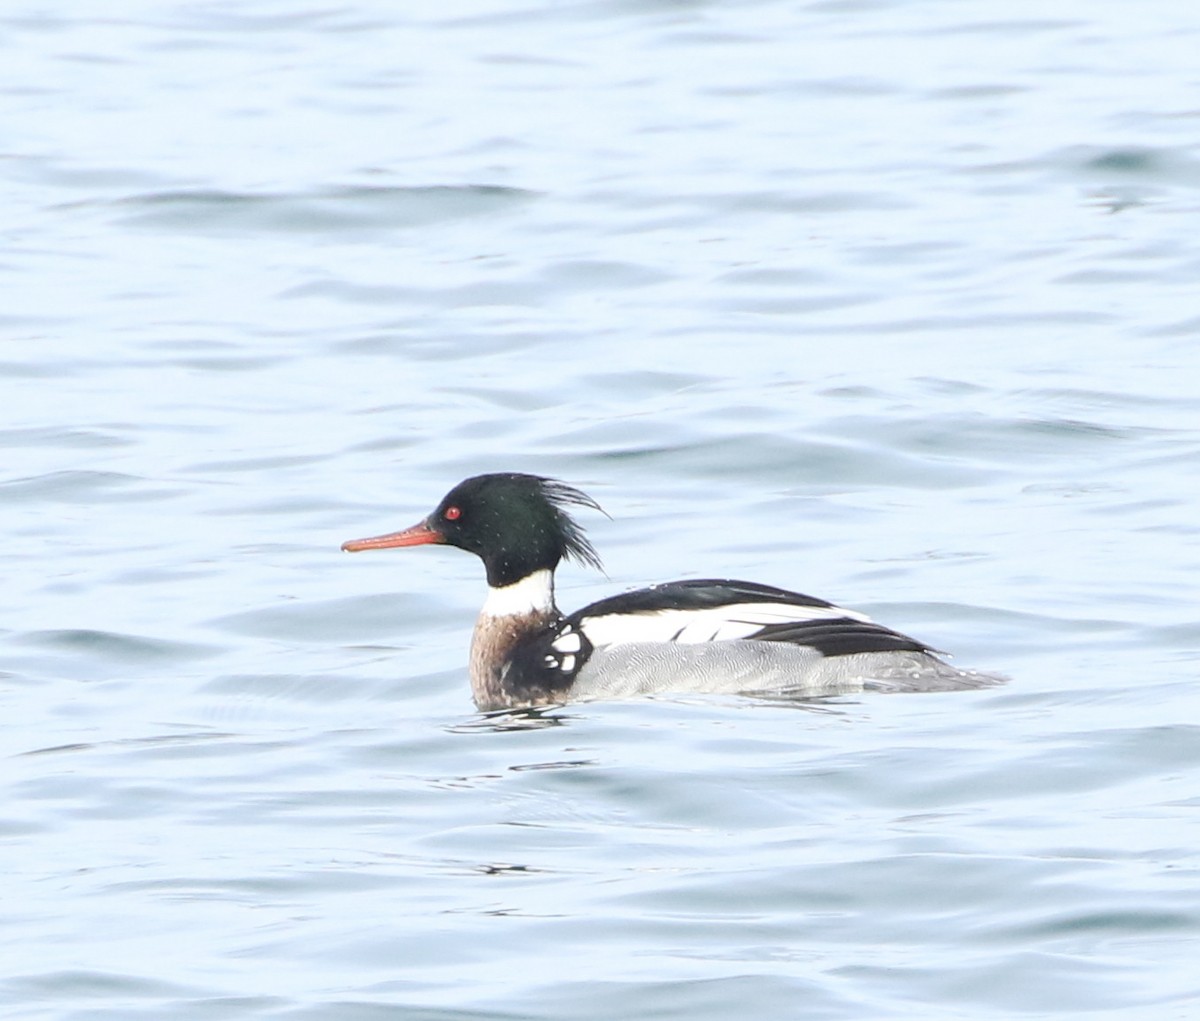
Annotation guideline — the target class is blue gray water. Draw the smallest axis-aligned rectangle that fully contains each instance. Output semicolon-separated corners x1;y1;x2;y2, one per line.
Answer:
3;3;1199;1018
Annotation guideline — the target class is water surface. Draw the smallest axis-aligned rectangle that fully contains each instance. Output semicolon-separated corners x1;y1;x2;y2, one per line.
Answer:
3;2;1199;1019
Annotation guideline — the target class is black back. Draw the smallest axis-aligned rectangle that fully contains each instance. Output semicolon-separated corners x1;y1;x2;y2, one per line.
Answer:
572;578;838;618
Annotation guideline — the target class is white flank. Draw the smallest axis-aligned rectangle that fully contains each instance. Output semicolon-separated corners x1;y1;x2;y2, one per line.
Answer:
481;569;555;618
579;601;872;648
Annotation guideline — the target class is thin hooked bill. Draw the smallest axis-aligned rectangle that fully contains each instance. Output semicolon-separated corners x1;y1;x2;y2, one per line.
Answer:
341;519;445;553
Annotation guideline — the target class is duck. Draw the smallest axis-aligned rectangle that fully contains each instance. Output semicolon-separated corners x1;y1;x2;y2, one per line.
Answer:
341;472;1002;711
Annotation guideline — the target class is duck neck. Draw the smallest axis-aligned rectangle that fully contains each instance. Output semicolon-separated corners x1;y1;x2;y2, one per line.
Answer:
470;568;559;710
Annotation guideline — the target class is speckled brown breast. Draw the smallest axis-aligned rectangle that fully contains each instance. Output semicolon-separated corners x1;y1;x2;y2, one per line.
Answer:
469;609;557;710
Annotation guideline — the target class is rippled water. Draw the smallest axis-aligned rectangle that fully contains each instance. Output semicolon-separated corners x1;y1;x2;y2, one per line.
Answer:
4;3;1200;1019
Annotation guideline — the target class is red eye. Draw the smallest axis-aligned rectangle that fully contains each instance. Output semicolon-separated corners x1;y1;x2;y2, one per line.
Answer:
444;506;461;521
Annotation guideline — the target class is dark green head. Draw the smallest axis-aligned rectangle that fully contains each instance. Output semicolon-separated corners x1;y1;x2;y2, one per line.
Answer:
342;473;604;588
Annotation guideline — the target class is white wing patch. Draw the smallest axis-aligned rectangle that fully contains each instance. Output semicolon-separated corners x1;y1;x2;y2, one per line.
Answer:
538;623;585;678
579;601;872;649
551;629;583;654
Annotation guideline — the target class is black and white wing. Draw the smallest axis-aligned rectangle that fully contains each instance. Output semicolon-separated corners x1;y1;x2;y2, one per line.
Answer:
569;578;933;658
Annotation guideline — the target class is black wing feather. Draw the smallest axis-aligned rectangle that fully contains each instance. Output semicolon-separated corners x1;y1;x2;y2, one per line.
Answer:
748;618;933;657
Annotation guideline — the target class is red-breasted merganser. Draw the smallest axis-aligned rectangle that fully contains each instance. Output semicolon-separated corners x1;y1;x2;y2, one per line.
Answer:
341;473;1002;711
